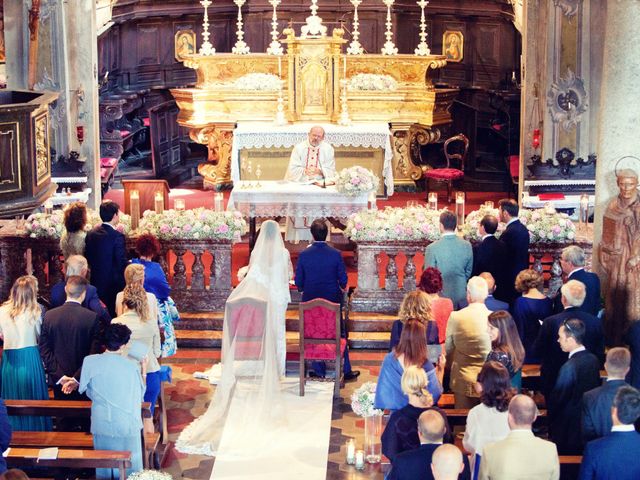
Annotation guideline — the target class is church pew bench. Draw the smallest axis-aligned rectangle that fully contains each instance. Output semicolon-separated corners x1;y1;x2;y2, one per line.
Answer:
6;448;131;480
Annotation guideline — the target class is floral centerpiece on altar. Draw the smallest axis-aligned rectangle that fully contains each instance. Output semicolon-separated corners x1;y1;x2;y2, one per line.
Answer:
345;206;444;242
335;166;380;197
519;207;576;243
347;73;398;92
351;382;383;418
25;209;131;239
460;204;505;241
138;208;246;241
232;73;281;91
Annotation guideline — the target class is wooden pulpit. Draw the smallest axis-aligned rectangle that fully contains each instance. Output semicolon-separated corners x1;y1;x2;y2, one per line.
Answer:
122;179;170;215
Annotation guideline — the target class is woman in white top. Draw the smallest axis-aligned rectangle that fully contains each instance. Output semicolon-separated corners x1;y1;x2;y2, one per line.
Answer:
113;264;161;433
463;360;515;479
0;275;51;431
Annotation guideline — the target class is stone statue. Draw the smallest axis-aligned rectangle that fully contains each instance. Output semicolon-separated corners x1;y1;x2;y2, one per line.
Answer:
599;168;640;345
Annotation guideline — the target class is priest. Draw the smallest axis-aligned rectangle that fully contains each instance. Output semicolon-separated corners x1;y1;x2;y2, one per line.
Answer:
284;125;336;241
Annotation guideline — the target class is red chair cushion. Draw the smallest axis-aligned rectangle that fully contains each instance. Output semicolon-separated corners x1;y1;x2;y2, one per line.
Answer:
425;168;464;181
509;155;520;178
304;306;337;339
100;157;118;168
305;338;347;360
143;118;151;127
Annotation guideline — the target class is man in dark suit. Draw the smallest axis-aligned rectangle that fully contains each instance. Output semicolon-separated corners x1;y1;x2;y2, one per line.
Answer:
548;318;601;454
580;386;640;480
39;275;101;400
295;219;359;380
498;199;530;304
626;321;640;389
472;215;509;300
84;200;127;317
553;245;601;316
479;272;509;312
389;410;470;480
582;347;631;443
0;399;11;474
534;280;605;398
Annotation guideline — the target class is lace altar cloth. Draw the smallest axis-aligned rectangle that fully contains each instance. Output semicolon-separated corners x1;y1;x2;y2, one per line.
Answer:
231;122;395;195
228;181;370;218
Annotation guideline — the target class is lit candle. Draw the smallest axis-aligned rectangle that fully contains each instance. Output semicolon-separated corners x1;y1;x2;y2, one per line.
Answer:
346;439;356;465
455;191;465;230
44;200;53;215
130;190;140;231
484;200;494;209
214;192;224;212
428;192;438;210
174;198;186;211
154;192;164;214
355;450;365;470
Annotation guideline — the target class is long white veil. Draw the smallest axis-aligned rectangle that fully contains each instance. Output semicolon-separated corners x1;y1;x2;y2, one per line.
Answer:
176;220;291;457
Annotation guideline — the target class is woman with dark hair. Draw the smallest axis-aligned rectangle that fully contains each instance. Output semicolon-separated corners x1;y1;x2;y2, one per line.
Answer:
80;323;145;479
375;319;444;410
487;310;525;390
389;290;439;352
462;361;515;478
418;267;453;344
132;233;179;357
59;202;88;259
511;269;553;362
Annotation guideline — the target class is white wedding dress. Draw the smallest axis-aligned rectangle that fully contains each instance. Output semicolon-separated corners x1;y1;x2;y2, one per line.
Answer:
176;220;292;456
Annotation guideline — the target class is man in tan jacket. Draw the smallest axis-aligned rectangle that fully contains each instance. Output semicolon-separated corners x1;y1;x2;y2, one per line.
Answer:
445;276;492;408
479;395;559;480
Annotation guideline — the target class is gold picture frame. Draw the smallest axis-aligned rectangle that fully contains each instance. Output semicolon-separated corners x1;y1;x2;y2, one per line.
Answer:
175;30;196;61
443;30;464;63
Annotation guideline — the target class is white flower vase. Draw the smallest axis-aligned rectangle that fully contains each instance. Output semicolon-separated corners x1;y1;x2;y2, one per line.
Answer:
364;414;382;463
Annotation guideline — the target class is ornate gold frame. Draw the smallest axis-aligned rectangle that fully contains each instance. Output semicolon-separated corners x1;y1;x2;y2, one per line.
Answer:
443;30;464;63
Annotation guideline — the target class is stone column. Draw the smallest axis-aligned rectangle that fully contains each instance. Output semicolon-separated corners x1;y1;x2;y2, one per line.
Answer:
4;1;28;89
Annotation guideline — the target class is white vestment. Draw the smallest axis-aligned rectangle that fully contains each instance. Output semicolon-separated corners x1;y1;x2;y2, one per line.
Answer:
284;140;336;241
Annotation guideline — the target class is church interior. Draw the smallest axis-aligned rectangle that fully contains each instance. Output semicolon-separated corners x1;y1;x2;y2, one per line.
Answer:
0;0;639;479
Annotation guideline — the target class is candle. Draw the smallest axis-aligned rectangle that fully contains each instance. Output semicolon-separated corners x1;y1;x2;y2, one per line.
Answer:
44;200;53;215
346;439;356;465
130;190;140;231
174;198;186;211
214;192;224;212
428;192;438;210
278;55;282;78
343;55;347;78
455;192;465;230
154;192;164;214
484;200;494;209
355;450;365;470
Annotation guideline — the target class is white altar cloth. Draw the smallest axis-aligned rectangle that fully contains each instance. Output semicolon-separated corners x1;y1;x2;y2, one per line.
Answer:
231;122;395;195
228;181;370;218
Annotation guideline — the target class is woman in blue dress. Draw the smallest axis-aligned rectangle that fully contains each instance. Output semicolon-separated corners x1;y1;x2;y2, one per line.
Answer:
0;276;51;431
486;310;525;390
133;233;179;357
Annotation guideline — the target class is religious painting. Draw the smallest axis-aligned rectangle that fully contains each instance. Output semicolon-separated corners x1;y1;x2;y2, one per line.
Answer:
175;30;196;61
443;31;464;63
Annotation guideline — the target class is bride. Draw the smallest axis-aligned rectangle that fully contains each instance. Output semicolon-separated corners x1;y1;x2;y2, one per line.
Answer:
176;220;292;456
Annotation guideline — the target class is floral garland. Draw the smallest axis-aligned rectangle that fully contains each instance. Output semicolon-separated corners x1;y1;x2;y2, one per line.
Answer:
334;166;380;197
351;382;383;418
519;208;576;243
347;73;398;92
232;73;281;91
345;206;445;241
138;208;246;241
128;470;173;480
25;209;131;239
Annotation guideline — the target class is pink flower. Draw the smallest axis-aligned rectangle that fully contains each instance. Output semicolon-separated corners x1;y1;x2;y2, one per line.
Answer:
116;225;125;233
351;177;361;185
171;226;180;234
160;224;170;233
183;224;192;232
216;224;229;234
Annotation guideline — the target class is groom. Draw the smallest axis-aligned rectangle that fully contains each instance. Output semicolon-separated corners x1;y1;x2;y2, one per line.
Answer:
295;219;360;381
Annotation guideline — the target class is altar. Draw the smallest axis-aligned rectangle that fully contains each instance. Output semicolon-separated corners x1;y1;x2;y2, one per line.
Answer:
231;122;394;196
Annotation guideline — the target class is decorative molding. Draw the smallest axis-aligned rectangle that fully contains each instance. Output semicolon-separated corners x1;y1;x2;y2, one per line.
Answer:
547;68;588;131
553;0;580;18
528;148;596;179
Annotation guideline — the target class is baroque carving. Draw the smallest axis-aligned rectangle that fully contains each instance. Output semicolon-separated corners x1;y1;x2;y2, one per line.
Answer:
553;0;580;18
547;68;588;131
192;125;234;189
34;115;50;186
409;125;443;180
527;148;596;179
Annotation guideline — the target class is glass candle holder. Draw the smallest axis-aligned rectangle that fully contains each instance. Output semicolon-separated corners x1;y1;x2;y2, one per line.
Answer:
130;190;140;231
44;200;53;215
174;198;186;211
579;193;589;230
484;200;494;209
214;192;224;212
154;192;164;214
455;191;465;228
428;192;438;210
346;439;356;465
355;450;365;470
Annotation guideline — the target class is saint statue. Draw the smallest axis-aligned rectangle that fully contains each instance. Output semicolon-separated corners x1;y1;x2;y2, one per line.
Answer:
599;169;640;345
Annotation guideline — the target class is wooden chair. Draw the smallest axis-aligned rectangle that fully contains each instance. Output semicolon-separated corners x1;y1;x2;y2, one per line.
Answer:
299;299;345;398
226;296;268;365
424;133;469;203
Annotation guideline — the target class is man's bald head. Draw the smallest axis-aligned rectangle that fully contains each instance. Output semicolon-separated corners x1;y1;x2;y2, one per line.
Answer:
431;444;464;480
479;272;496;293
417;410;446;443
308;126;325;146
561;279;586;307
508;394;538;429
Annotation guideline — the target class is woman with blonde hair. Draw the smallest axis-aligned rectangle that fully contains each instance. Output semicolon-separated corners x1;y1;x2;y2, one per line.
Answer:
113;266;161;433
381;365;452;462
59;202;88;259
389;290;439;351
0;276;51;430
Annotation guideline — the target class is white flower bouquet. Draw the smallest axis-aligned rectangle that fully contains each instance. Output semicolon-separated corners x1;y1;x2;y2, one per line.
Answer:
232;73;282;91
347;73;398;92
519;207;576;243
128;470;173;480
351;382;383;418
25;208;131;239
345;206;445;242
335;166;380;197
138;208;246;241
460;204;505;241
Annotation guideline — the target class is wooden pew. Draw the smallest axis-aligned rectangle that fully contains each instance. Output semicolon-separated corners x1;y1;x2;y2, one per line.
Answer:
5;400;160;469
6;448;131;480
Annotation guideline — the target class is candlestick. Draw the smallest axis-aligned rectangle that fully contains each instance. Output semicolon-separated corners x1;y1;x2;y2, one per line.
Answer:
355;450;365;470
347;0;364;55
414;0;431;56
130;190;140;231
381;0;398;55
455;191;465;230
266;0;284;55
338;79;351;126
174;198;186;211
232;0;250;54
346;439;356;465
199;0;216;55
154;192;165;214
428;192;438;210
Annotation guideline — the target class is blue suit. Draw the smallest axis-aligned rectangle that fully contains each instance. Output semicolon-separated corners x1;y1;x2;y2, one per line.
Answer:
553;268;602;316
0;399;11;474
84;223;127;317
295;242;347;303
499;219;530;304
582;379;629;443
388;443;470;480
580;431;640;480
485;295;509;312
626;321;640;389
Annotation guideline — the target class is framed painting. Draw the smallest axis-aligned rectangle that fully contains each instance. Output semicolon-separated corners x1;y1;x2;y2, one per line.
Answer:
443;30;464;63
175;30;196;61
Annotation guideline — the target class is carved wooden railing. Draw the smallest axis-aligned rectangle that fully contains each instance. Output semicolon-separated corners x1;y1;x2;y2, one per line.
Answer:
350;239;594;314
0;221;232;312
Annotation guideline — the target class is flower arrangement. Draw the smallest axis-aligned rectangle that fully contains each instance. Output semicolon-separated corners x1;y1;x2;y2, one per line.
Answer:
460;204;505;241
335;166;380;197
351;382;383;418
25;209;131;239
128;470;173;480
345;206;445;242
232;73;282;91
138;208;246;241
519;207;576;243
347;73;398;92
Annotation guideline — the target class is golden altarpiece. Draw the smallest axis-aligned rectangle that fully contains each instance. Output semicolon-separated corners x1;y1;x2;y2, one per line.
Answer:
171;15;457;191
